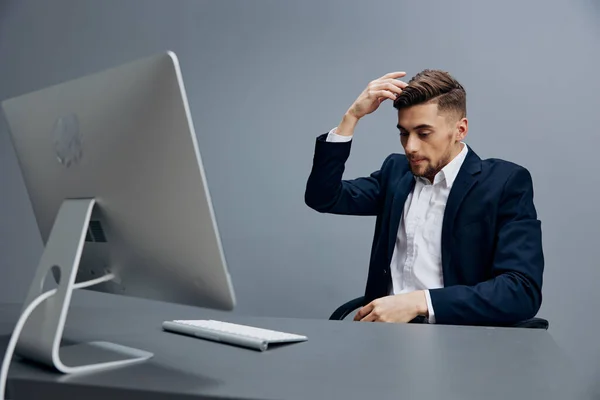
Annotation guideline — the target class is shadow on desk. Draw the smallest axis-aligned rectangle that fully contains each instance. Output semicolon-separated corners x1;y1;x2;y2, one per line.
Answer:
2;335;224;400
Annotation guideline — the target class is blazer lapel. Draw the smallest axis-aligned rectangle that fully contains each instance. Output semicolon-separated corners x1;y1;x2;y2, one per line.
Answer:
387;171;416;262
441;147;482;282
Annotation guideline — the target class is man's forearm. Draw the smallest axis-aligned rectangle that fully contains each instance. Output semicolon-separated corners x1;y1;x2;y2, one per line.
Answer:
336;113;359;137
428;274;542;326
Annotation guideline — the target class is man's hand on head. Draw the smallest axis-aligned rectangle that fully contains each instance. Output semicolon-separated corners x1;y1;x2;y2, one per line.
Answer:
336;71;408;137
354;291;428;323
347;71;408;120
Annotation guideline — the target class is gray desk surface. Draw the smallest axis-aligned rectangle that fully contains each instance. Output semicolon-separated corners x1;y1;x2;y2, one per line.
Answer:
0;294;590;400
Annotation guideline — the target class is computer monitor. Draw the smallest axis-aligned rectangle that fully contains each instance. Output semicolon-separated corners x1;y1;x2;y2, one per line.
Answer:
1;51;236;374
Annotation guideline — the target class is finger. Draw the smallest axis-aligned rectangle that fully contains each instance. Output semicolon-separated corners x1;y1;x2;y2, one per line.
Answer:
384;82;405;95
371;90;397;102
361;312;378;322
353;309;363;321
354;303;374;321
383;71;407;79
389;79;409;89
371;82;403;96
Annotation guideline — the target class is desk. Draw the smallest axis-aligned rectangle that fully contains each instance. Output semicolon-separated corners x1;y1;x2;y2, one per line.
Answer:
0;296;588;400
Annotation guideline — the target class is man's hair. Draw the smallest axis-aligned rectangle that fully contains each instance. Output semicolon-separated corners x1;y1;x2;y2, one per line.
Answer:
393;69;466;119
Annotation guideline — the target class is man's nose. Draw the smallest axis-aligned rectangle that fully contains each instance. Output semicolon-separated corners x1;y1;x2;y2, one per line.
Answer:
403;134;419;154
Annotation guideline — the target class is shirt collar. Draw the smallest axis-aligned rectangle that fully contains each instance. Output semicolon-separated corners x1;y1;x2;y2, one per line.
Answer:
416;142;469;188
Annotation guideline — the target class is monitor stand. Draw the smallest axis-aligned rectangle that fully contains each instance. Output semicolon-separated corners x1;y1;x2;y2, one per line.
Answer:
15;198;153;374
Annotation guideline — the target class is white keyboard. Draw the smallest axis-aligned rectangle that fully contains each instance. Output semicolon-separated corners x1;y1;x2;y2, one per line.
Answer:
162;319;308;351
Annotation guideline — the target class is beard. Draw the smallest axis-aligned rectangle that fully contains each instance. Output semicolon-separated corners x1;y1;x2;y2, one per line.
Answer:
409;149;453;181
410;163;438;180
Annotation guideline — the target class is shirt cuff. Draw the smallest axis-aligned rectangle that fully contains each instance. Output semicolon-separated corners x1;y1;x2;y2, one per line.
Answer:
326;127;353;143
424;290;436;324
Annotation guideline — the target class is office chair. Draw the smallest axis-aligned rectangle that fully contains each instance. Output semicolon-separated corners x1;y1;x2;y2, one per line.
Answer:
329;296;549;329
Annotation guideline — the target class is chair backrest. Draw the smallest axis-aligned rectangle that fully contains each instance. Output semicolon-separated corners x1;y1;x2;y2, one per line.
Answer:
329;296;366;320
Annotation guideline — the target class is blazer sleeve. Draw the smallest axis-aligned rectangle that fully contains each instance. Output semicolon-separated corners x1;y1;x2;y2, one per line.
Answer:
305;133;391;216
429;166;544;326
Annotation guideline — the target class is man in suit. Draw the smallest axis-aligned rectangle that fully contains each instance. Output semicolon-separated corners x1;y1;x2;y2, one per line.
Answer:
305;70;544;326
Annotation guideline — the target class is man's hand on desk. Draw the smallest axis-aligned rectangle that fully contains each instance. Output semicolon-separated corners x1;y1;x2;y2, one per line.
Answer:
354;291;428;323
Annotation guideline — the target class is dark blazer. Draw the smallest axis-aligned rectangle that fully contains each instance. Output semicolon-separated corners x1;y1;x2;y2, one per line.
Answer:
305;133;544;326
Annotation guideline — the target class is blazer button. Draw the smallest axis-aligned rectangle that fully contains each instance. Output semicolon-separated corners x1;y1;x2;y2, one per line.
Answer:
383;268;388;275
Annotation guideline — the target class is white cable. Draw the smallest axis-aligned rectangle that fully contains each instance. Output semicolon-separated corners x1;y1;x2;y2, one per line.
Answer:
0;273;115;400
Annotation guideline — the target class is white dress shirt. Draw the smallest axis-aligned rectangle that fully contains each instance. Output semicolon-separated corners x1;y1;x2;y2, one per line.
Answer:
326;128;469;323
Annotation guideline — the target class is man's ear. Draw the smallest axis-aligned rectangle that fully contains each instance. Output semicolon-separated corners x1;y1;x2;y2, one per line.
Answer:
456;117;468;141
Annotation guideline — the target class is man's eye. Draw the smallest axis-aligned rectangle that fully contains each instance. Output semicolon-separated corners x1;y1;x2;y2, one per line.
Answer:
399;132;409;137
419;132;431;137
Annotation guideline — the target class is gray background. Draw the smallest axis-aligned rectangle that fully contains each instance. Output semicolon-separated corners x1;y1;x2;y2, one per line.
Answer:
1;0;599;395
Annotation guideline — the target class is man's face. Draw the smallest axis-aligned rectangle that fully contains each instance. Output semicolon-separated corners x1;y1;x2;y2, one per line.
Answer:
397;102;467;182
